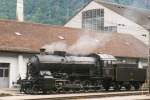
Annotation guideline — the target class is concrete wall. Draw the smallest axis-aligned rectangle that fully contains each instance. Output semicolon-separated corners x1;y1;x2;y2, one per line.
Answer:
64;1;149;44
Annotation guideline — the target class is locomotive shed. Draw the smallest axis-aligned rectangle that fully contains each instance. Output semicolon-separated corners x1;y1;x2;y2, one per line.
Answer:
0;0;149;100
0;19;147;100
0;91;148;100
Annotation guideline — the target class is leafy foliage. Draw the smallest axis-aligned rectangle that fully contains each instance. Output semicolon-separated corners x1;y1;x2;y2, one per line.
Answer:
0;0;149;25
24;0;91;25
0;0;16;20
24;0;150;25
107;0;150;9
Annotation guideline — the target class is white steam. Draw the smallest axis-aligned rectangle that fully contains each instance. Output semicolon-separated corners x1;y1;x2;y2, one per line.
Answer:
42;41;67;53
68;35;99;55
42;34;111;55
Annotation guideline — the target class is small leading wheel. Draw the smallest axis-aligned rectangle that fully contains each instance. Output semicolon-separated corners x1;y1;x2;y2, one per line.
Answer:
125;84;131;91
24;87;32;94
32;85;40;94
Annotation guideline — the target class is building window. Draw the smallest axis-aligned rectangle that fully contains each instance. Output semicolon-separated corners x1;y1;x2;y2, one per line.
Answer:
104;26;117;32
82;9;104;32
0;63;9;77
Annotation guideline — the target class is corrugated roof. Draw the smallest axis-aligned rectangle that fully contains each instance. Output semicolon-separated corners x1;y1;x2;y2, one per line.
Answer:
0;19;148;58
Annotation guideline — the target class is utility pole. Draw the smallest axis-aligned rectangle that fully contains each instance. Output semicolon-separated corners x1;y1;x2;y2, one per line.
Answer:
144;16;150;94
148;28;150;93
16;0;24;22
147;16;150;94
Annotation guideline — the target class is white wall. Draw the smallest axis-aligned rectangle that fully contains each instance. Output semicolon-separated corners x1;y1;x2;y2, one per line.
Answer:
0;53;18;88
18;55;29;80
64;1;149;45
0;53;31;88
65;1;101;29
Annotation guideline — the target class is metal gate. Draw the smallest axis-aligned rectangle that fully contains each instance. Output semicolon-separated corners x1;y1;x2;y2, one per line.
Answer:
0;63;9;88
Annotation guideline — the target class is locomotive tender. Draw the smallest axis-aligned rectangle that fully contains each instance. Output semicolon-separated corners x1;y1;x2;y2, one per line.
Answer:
19;50;146;94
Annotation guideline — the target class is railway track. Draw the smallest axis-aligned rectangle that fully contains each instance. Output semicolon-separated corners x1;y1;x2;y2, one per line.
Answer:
0;90;148;100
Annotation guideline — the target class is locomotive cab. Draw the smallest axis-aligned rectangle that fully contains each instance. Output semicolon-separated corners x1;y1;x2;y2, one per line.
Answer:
98;54;116;79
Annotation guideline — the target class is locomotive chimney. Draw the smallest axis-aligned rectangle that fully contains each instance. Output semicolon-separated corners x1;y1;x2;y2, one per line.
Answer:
40;48;46;55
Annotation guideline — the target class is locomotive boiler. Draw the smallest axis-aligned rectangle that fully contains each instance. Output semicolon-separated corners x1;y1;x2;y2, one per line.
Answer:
19;50;146;94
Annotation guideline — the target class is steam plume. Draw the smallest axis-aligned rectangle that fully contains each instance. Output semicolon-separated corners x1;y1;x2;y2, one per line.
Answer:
68;35;99;55
42;34;111;55
42;41;67;53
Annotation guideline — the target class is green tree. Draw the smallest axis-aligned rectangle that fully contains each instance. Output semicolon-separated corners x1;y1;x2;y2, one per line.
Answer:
0;0;149;25
0;0;16;20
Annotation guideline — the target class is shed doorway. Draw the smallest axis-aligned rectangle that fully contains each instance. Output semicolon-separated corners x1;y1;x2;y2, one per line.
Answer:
0;63;9;88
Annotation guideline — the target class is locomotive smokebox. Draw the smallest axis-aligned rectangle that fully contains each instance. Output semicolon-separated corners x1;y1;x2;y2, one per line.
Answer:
54;51;66;57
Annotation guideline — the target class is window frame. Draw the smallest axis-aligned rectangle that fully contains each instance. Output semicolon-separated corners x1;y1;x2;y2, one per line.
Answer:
82;9;104;32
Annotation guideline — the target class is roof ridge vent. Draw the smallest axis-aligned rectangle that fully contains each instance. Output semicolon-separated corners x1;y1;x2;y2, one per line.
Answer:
57;35;65;40
15;32;22;36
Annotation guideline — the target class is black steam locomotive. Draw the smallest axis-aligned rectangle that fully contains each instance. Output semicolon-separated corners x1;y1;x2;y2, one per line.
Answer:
19;50;146;94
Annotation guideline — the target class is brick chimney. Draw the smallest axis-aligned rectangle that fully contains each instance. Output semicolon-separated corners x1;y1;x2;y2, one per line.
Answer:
16;0;24;22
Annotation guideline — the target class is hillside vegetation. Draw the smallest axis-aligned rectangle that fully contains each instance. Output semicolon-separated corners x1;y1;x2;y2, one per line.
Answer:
0;0;149;25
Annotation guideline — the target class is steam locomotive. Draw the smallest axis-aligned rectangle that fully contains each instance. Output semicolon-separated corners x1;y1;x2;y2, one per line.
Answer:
19;50;146;94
